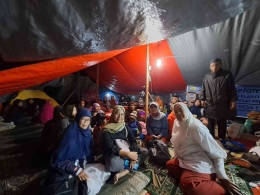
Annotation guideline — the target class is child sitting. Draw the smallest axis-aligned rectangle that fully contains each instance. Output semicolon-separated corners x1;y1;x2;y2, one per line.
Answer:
127;111;142;137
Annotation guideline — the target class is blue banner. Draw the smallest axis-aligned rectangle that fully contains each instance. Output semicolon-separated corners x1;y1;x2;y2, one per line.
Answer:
187;85;260;118
236;86;260;117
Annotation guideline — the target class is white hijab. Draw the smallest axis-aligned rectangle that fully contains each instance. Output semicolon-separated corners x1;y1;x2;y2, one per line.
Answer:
149;102;165;120
171;102;206;156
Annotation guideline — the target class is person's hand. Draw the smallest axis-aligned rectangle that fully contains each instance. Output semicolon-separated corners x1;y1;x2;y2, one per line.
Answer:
77;170;89;181
230;101;236;110
130;160;137;170
150;135;155;140
157;135;162;139
219;179;242;195
128;151;138;161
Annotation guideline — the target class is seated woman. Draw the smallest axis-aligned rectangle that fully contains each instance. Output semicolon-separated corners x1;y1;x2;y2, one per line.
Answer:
61;104;77;131
189;99;203;119
76;100;85;110
102;96;111;110
166;103;241;195
119;95;127;106
145;102;168;143
102;105;148;184
137;97;144;109
109;96;117;108
91;103;103;117
91;112;107;151
42;108;94;195
10;99;32;125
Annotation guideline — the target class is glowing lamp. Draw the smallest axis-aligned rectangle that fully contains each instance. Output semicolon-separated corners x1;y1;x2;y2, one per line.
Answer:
156;59;162;67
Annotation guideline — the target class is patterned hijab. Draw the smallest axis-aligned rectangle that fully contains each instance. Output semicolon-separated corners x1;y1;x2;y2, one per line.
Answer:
104;105;125;133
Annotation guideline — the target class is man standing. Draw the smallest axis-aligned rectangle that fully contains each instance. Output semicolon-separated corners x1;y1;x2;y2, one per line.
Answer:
201;58;237;139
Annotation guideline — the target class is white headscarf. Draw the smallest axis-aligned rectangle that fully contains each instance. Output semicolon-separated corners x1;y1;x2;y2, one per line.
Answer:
149;102;165;120
171;102;206;155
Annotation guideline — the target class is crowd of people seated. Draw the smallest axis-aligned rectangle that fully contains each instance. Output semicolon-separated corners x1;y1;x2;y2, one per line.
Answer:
0;91;240;195
39;97;239;195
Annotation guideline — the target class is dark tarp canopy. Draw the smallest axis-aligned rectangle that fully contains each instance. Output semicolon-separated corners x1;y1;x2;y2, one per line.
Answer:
168;5;260;87
0;0;259;96
0;0;258;62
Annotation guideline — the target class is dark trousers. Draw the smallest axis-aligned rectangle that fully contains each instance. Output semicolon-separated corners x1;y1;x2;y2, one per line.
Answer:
208;118;227;139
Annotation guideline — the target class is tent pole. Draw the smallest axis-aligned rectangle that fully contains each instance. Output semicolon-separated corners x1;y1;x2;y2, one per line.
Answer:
145;44;149;123
96;64;100;102
62;86;78;107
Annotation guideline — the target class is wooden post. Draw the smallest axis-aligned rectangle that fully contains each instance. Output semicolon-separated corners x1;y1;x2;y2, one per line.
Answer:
96;64;100;102
145;44;149;122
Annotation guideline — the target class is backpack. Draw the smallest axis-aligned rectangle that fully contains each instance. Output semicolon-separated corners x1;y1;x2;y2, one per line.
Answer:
147;139;171;166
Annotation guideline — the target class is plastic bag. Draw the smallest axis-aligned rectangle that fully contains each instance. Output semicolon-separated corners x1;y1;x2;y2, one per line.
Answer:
227;122;246;139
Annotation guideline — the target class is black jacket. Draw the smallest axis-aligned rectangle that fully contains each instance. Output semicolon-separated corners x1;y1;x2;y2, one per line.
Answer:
102;124;139;157
200;68;237;119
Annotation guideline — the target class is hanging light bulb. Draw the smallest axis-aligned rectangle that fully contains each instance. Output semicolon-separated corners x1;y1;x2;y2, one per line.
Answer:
156;59;162;67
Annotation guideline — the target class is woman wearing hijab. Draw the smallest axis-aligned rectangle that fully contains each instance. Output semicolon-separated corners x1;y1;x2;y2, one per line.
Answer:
91;103;103;117
102;96;111;111
61;104;77;132
189;99;203;119
145;102;168;143
166;103;241;195
109;96;117;108
42;108;93;195
102;105;148;184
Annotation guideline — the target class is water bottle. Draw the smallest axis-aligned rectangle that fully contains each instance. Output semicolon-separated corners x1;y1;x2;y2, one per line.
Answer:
244;119;252;134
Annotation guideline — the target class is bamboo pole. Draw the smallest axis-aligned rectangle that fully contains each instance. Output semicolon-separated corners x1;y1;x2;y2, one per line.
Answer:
145;44;149;123
96;64;100;102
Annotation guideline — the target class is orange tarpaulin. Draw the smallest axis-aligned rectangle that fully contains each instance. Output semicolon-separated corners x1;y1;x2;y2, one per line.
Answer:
85;40;186;94
0;40;186;96
0;48;127;96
